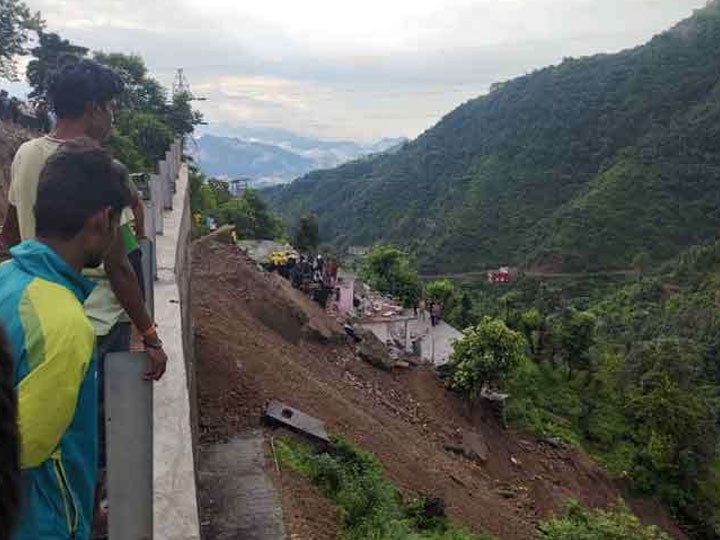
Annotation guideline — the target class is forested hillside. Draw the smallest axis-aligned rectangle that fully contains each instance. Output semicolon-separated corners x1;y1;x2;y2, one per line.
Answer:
267;2;720;273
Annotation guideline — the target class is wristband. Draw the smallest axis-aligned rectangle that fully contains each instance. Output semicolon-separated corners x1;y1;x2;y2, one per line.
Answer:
141;323;157;338
143;338;163;350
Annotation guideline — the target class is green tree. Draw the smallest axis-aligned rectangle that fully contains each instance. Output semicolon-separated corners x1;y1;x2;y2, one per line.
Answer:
217;189;285;240
164;91;203;135
0;0;42;80
109;110;173;170
26;31;88;98
93;51;167;113
207;179;232;206
623;340;718;497
450;316;527;398
553;309;596;378
457;292;475;329
294;213;319;252
425;279;457;313
106;131;145;172
518;308;543;355
361;245;422;307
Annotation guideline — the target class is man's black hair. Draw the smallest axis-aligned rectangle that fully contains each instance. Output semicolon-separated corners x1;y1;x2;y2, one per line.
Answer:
0;326;19;540
47;59;123;119
35;142;133;240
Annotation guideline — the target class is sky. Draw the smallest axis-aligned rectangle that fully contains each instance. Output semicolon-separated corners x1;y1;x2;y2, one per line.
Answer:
13;0;711;141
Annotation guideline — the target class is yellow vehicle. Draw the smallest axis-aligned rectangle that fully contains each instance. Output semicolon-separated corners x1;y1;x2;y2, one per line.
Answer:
270;250;290;267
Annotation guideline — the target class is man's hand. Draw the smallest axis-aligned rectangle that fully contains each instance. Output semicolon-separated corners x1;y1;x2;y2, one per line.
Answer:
144;345;168;381
142;331;168;381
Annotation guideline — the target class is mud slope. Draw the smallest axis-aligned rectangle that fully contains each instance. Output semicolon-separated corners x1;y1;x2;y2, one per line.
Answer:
192;240;686;540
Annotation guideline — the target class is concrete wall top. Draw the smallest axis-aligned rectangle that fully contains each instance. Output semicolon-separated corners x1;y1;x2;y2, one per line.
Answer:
152;164;201;540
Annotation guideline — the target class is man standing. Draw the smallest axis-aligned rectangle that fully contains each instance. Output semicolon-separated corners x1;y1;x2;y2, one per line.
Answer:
0;58;167;378
431;301;442;327
0;143;132;539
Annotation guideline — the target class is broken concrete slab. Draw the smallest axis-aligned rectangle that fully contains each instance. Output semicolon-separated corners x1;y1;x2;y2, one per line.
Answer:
355;327;395;370
263;401;331;443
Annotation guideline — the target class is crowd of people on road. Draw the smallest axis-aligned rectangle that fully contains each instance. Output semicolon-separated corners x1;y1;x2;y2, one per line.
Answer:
0;90;54;133
264;251;340;307
278;253;337;291
0;58;167;540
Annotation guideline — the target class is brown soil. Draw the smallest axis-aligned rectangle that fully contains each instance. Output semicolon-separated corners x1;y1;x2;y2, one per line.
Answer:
192;239;688;540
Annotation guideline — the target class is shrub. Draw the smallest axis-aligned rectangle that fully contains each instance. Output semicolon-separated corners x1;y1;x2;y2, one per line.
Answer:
538;500;671;540
276;436;492;540
450;317;527;398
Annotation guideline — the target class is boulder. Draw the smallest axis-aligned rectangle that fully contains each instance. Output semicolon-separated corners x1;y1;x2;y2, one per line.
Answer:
444;429;489;464
355;328;394;370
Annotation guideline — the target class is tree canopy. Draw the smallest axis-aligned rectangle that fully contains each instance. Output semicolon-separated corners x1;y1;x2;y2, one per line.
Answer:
0;0;41;81
26;32;88;98
450;316;527;398
294;213;319;253
360;245;422;307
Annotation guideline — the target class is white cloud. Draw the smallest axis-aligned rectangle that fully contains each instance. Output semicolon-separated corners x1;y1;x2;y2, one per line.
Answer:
22;0;709;140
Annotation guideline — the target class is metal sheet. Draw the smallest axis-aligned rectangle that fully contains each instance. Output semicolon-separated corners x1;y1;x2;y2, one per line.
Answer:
263;401;330;443
106;351;153;540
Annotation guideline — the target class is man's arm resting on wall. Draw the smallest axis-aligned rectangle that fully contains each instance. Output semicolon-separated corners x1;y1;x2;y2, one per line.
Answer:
132;199;145;239
103;235;167;380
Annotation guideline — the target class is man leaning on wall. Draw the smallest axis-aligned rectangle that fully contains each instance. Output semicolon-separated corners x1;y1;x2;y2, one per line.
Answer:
0;142;134;539
0;58;168;377
1;58;169;537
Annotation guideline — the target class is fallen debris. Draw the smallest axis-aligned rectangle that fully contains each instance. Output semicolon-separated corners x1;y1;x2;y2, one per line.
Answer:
263;401;331;444
194;241;690;540
355;327;395;370
496;487;516;499
444;430;489;464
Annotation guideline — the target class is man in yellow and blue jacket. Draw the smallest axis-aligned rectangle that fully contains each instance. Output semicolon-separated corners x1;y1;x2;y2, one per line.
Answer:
0;142;131;539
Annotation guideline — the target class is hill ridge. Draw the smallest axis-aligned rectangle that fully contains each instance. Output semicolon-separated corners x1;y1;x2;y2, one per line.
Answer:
267;1;720;273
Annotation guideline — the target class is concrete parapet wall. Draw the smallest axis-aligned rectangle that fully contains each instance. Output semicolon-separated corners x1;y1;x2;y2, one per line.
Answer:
152;147;200;539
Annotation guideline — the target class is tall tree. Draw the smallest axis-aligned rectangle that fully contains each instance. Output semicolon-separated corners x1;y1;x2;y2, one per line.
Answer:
26;32;88;98
164;91;203;135
294;213;319;252
0;0;42;81
217;189;285;240
93;51;167;113
361;245;422;307
450;316;527;398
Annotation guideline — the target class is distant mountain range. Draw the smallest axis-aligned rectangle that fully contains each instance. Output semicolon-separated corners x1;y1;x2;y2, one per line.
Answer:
190;127;407;187
266;2;720;274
